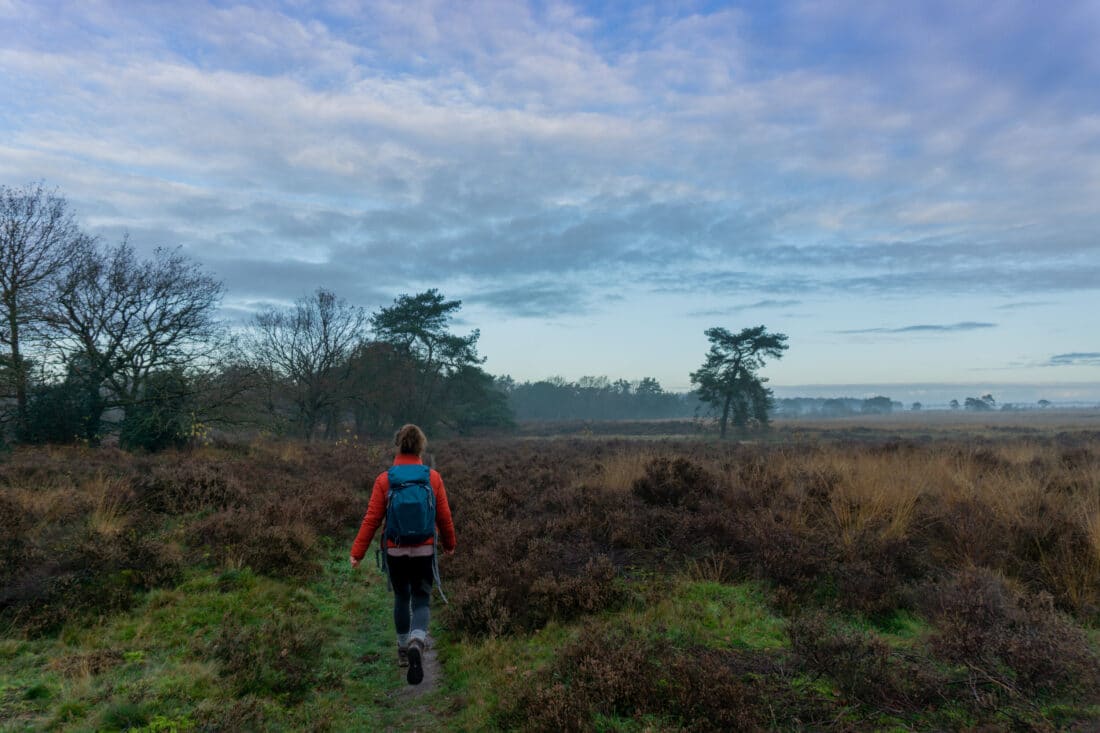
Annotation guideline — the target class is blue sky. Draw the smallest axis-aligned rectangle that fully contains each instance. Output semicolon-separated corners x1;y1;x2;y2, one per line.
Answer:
2;0;1099;400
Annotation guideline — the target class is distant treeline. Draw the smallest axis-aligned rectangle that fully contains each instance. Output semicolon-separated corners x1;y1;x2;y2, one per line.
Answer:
500;376;700;421
773;396;905;418
501;380;911;422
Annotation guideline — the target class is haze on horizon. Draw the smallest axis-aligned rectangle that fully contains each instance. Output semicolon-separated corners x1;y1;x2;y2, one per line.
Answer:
2;1;1098;398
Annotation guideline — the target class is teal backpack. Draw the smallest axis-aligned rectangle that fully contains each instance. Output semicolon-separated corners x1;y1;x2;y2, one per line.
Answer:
384;464;436;545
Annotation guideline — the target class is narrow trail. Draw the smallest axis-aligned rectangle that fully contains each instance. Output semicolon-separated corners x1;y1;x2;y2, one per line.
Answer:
397;634;442;699
378;635;446;733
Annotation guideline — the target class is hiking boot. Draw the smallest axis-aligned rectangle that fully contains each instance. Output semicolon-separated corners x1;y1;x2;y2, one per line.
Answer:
397;646;409;668
406;638;424;685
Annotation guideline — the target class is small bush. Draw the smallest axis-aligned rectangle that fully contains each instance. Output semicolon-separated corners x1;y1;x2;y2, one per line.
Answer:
0;494;29;581
99;702;150;730
118;369;194;452
135;463;243;515
527;555;619;623
20;378;98;445
49;649;125;677
445;579;515;638
632;457;715;509
0;527;183;635
787;610;943;710
497;623;833;732
921;567;1100;700
194;696;267;731
243;521;319;578
187;507;317;578
209;615;324;702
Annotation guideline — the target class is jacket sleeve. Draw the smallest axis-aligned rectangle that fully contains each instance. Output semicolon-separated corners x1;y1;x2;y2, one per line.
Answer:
432;470;456;552
350;473;388;560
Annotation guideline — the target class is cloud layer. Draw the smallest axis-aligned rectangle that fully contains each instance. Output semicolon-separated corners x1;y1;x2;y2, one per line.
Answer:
840;322;997;335
1;1;1098;385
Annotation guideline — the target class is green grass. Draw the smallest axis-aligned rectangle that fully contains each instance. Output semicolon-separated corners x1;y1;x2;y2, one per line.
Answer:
435;577;789;731
0;545;449;731
5;555;1097;732
634;579;787;649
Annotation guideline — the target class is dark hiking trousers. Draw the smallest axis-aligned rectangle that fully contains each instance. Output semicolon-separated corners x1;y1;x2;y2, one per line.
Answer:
387;554;433;639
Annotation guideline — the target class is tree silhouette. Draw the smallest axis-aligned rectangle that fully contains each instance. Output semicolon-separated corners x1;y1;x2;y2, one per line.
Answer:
49;240;223;442
0;183;93;435
247;288;366;440
690;325;788;438
370;289;484;425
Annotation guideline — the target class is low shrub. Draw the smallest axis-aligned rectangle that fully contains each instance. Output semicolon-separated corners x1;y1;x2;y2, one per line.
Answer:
135;462;243;515
632;456;716;509
209;615;325;702
194;696;267;732
788;610;943;712
497;623;833;732
920;567;1100;701
49;649;125;677
527;555;619;624
98;702;150;731
188;508;318;578
0;526;183;635
0;494;29;581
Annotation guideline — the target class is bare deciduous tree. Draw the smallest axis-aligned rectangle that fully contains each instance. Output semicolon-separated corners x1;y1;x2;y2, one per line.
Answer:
49;239;225;440
247;288;367;440
0;183;93;433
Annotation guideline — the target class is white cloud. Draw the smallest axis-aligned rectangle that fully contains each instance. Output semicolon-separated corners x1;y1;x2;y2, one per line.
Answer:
2;0;1099;330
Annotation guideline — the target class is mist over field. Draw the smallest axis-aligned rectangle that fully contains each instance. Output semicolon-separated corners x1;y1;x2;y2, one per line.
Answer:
772;383;1100;409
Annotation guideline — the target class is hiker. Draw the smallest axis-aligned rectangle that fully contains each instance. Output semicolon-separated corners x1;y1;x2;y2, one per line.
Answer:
350;424;456;685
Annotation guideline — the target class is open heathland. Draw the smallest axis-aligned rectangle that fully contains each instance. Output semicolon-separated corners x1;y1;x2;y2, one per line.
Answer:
2;425;1100;730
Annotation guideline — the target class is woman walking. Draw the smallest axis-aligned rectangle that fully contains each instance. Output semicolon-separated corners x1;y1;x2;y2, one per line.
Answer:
350;424;456;685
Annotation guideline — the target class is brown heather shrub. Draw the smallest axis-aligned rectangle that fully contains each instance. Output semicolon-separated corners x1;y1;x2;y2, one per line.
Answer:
924;497;1014;569
497;624;834;732
737;506;836;595
49;648;125;677
920;567;1100;701
243;521;319;578
632;456;716;510
279;480;366;538
594;449;658;494
444;533;621;635
788;611;944;712
134;461;244;514
0;525;183;635
194;696;268;732
445;579;515;638
528;555;618;621
208;614;325;702
833;530;931;615
187;508;319;578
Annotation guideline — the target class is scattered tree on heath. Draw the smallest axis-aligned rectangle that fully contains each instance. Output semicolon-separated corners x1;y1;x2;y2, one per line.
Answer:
370;289;485;426
47;239;224;442
0;183;93;436
690;325;788;438
247;288;367;441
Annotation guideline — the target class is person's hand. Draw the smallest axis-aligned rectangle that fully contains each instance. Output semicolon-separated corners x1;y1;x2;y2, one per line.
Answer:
350;555;360;569
443;548;455;556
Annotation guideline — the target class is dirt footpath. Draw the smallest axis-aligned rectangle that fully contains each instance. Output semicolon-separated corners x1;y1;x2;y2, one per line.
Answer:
398;636;442;699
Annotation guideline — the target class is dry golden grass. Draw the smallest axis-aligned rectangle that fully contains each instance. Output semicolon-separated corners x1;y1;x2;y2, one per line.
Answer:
7;485;81;523
579;435;1100;613
812;452;927;546
83;472;132;537
592;449;661;494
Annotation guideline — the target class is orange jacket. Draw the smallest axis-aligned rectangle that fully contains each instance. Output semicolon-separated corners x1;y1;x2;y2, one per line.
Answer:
350;453;456;561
